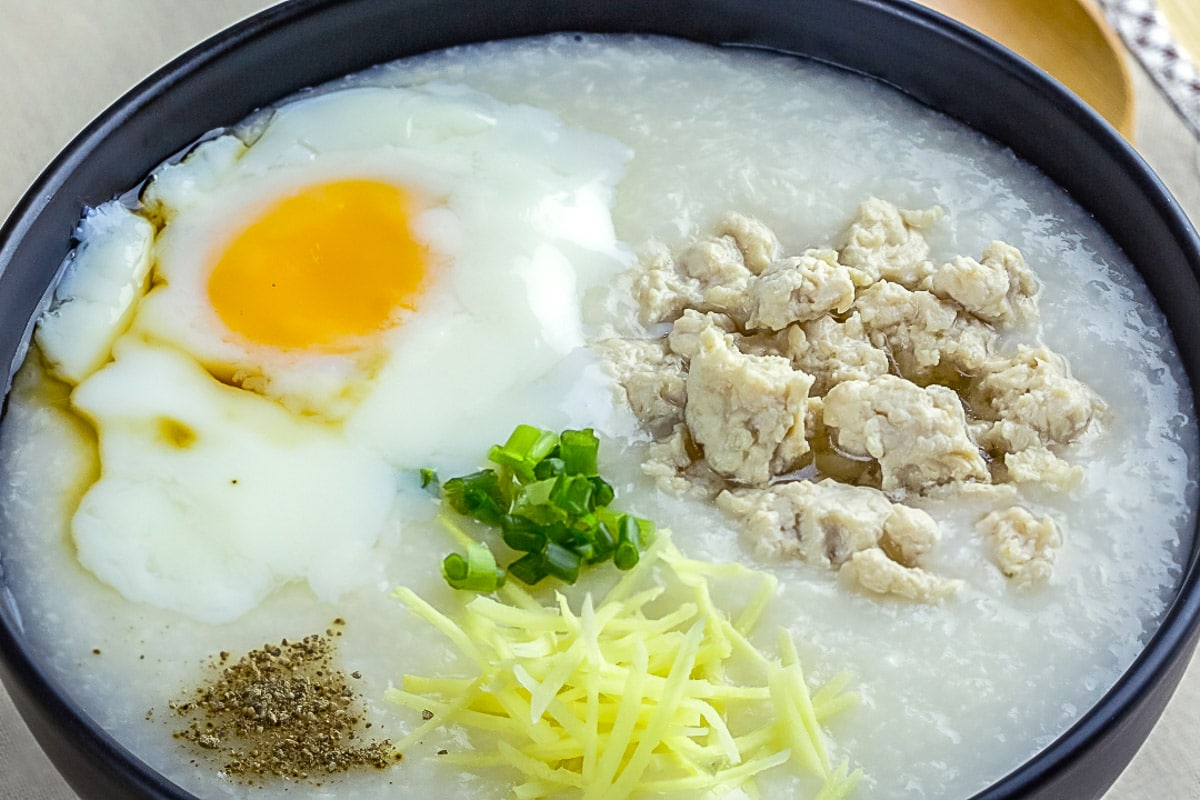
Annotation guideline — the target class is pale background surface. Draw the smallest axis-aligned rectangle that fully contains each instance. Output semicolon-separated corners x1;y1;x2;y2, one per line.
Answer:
1;1;1199;798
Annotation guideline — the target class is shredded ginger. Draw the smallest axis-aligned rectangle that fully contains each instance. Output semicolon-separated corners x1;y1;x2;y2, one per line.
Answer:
388;533;860;799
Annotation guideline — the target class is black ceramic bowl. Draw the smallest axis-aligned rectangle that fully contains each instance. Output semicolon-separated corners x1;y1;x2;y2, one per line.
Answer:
2;1;1200;798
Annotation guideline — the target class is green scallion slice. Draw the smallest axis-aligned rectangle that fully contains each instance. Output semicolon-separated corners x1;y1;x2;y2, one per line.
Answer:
543;542;583;584
488;424;559;481
559;428;600;476
441;542;506;592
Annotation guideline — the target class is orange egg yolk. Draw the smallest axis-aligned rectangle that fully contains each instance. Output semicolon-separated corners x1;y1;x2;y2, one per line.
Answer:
207;179;425;351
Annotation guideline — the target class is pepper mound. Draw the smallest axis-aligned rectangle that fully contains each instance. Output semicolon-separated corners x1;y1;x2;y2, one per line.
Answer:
171;630;398;782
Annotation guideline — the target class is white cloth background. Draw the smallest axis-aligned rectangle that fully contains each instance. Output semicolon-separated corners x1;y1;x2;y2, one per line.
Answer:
1102;0;1200;138
1;1;1199;798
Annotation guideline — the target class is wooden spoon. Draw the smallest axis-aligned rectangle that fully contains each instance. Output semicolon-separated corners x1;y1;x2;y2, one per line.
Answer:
917;0;1135;140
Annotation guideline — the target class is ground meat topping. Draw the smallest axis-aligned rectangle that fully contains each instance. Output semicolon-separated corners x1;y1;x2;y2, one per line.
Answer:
853;279;996;381
978;506;1063;587
714;210;783;275
595;337;686;435
602;199;1103;596
717;480;895;565
822;375;989;495
969;345;1102;449
683;321;813;485
837;196;943;287
840;548;962;602
1002;446;1083;491
745;249;856;331
786;313;890;396
928;241;1039;326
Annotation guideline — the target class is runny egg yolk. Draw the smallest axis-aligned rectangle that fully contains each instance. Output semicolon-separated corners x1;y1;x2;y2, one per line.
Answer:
207;179;425;351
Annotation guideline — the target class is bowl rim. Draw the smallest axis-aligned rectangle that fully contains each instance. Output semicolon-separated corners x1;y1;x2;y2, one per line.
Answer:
2;1;1200;799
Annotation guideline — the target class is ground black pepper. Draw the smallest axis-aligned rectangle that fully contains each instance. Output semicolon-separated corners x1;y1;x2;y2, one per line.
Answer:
170;631;399;782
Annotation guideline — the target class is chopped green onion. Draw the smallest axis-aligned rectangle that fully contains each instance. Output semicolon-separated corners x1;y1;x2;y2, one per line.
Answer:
559;428;599;476
419;468;440;496
488;425;559;482
618;515;641;547
443;470;507;526
551;474;594;518
573;542;597;564
593;520;617;560
428;424;654;591
507;552;549;586
590;476;615;507
500;516;546;553
534;457;565;481
614;514;648;571
614;540;640;571
614;515;652;573
441;542;506;592
514;477;557;510
635;516;657;547
543;542;582;584
513;478;568;527
594;505;622;531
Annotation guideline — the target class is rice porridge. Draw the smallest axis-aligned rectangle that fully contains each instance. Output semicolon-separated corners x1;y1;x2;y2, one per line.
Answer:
0;34;1195;800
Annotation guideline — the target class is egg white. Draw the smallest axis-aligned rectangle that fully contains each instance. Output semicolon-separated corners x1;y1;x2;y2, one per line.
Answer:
35;201;154;385
34;82;634;621
132;84;633;425
71;338;399;623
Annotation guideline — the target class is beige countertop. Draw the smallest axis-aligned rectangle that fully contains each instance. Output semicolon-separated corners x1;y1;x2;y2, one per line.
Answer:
2;1;1200;798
